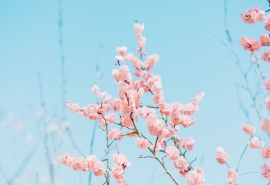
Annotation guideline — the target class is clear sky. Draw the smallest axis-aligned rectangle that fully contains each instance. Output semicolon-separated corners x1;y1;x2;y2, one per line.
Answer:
1;0;270;185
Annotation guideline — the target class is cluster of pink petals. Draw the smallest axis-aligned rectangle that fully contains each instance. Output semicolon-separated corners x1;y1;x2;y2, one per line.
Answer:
66;91;114;126
58;154;105;176
136;138;148;149
261;163;270;180
174;156;190;177
260;34;270;46
240;37;261;53
108;128;123;140
92;85;108;99
261;118;270;133
133;23;146;55
226;169;238;185
186;167;205;185
265;78;270;90
242;124;256;135
165;146;180;160
265;14;270;31
115;46;128;62
265;96;270;110
262;49;270;62
144;54;159;71
241;6;265;24
248;136;264;149
181;137;195;151
261;147;270;159
216;147;229;165
112;65;132;82
111;153;131;185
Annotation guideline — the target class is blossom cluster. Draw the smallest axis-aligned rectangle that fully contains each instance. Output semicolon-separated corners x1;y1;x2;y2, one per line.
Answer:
58;153;105;176
111;153;131;185
59;22;209;185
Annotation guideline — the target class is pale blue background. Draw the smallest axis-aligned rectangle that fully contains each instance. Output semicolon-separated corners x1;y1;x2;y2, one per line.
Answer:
1;0;270;185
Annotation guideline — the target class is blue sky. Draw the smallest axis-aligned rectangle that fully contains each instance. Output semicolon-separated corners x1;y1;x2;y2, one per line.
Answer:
1;0;270;185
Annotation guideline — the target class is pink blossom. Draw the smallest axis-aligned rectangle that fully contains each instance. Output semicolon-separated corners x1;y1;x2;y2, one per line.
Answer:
261;118;270;133
112;153;131;167
107;113;117;124
181;137;195;151
108;128;123;141
240;37;261;53
112;153;130;185
261;147;270;159
226;169;238;185
262;49;270;62
91;85;108;99
265;14;270;31
136;138;148;149
112;164;125;184
165;146;180;160
160;126;175;138
173;156;189;177
242;124;256;135
147;119;164;136
216;147;229;165
265;78;270;90
248;136;264;149
58;154;105;175
261;163;270;181
265;96;270;110
241;6;265;24
260;34;270;45
116;46;127;56
186;167;205;185
133;23;144;38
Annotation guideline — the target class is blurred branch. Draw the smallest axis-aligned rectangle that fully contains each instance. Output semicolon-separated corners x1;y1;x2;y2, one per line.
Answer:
88;44;102;185
9;143;38;184
0;164;11;185
222;0;264;122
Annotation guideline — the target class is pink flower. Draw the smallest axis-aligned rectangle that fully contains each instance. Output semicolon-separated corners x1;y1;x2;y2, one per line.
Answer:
265;14;270;31
165;146;180;160
248;136;264;149
112;153;130;185
181;137;195;151
261;118;270;133
265;96;270;110
112;153;131;167
262;49;270;62
173;156;189;177
241;6;265;24
240;37;261;53
133;23;144;38
226;169;238;185
91;85;108;99
58;154;105;176
260;34;270;45
116;46;127;56
160;126;175;138
265;78;270;90
136;138;148;149
216;147;229;164
107;113;117;124
108;128;123;140
261;163;270;181
186;167;205;185
261;147;270;159
112;164;125;184
242;124;256;135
